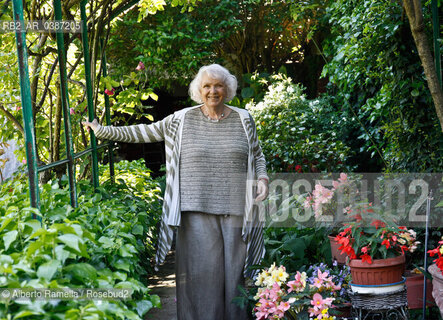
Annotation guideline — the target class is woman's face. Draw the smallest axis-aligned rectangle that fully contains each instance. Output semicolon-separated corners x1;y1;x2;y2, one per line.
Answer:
200;73;226;109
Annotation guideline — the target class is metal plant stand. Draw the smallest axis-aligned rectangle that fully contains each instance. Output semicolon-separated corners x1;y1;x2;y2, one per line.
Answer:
348;288;409;320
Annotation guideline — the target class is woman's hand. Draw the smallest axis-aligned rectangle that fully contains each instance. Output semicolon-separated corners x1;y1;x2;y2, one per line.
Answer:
255;178;269;202
82;119;99;132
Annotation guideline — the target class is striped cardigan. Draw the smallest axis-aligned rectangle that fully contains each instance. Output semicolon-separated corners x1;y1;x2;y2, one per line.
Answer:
95;105;268;278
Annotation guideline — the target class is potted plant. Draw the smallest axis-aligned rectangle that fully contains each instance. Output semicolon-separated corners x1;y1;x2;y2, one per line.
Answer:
427;238;443;317
303;173;360;264
405;268;434;309
334;207;419;291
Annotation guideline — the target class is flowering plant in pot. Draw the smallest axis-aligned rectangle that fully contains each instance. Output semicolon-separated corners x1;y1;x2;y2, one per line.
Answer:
250;263;346;320
427;238;443;317
334;207;419;287
303;173;371;264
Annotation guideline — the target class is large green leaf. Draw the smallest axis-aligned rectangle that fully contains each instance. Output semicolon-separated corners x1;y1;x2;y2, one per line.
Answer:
150;294;161;308
37;259;60;281
0;216;14;233
119;244;137;257
64;263;97;283
13;310;42;319
3;230;18;251
136;300;153;317
98;236;115;249
57;234;81;254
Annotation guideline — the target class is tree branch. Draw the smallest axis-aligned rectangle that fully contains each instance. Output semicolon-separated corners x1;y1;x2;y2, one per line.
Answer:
0;104;24;135
402;0;443;131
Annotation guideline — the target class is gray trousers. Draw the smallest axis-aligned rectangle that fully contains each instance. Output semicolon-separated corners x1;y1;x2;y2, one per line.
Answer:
176;211;248;320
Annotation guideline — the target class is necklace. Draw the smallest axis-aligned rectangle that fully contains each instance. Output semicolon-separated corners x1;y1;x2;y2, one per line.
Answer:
202;106;225;122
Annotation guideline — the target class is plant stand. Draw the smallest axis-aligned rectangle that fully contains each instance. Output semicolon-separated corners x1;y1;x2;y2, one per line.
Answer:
348;288;409;320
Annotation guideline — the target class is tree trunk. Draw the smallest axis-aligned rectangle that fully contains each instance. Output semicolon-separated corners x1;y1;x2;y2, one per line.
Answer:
402;0;443;132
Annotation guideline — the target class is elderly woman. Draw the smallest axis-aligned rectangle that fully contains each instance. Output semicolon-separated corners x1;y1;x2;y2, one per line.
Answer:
83;64;268;320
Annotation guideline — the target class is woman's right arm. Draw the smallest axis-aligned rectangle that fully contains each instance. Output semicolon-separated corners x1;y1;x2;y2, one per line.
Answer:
83;115;172;143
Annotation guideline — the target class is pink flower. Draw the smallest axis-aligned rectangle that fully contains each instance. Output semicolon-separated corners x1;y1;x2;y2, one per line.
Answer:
311;293;324;310
311;277;324;289
287;271;306;293
136;61;145;71
22;159;26;164
255;299;276;320
104;88;115;96
70;107;75;115
316;269;330;282
277;301;290;312
339;172;348;183
343;206;352;214
269;283;282;302
16;106;22;111
332;173;348;188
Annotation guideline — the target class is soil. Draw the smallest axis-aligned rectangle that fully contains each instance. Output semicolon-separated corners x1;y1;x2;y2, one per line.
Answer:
145;251;177;320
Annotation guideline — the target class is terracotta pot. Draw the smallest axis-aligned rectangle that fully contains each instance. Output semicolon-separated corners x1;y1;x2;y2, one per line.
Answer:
405;270;434;309
428;264;443;318
349;254;405;285
328;235;347;265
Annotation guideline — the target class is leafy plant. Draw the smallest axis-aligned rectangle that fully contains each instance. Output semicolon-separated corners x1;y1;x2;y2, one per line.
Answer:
247;74;355;173
0;159;163;318
335;208;419;263
322;0;443;172
263;227;331;274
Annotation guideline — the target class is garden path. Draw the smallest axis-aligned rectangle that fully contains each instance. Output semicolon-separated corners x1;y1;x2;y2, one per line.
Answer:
145;251;177;320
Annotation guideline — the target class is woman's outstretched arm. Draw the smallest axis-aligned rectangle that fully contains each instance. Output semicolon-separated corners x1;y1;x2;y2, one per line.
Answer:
82;115;172;143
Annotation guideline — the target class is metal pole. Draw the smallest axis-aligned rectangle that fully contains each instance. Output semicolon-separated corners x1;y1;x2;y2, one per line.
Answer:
422;190;433;320
431;0;441;88
101;41;115;183
12;0;40;211
80;0;100;189
53;0;77;207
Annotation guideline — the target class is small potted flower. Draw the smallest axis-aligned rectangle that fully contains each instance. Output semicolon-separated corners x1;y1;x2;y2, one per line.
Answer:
427;238;443;317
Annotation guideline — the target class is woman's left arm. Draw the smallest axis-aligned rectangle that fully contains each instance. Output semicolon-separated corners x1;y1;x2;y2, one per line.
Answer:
249;114;269;201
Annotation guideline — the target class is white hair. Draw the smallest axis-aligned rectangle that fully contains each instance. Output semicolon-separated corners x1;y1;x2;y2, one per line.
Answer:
189;64;238;103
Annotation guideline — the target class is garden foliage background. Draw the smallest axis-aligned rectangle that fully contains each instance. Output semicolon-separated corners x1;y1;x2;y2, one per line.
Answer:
0;0;442;318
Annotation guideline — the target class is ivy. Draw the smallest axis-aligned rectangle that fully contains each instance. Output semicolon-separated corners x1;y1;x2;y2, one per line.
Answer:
0;160;163;318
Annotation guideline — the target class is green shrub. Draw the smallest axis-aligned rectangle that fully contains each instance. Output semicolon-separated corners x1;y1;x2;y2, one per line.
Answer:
247;74;356;173
0;159;162;319
322;0;443;172
262;227;331;273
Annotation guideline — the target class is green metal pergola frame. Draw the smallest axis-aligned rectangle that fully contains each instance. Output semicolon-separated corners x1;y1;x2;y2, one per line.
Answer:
11;0;128;210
